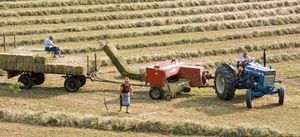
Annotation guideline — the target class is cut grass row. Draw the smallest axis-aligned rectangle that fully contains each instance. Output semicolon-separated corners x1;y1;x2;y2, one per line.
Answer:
0;0;297;17
0;0;177;9
99;42;300;66
113;26;300;49
2;13;299;38
4;2;299;22
56;26;300;54
0;0;274;9
0;109;290;137
6;23;297;48
1;5;298;27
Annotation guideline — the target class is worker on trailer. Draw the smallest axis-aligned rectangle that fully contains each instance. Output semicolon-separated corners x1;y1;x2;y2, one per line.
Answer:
119;77;133;113
238;48;251;78
44;35;63;58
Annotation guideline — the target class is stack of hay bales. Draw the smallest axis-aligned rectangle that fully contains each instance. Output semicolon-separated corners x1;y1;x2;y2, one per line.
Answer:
0;53;52;73
0;52;93;76
103;44;145;81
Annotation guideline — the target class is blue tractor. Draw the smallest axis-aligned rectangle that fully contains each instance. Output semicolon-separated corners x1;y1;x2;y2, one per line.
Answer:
213;50;285;108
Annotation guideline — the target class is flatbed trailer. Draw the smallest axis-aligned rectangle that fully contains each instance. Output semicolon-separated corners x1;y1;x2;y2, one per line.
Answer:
0;51;99;92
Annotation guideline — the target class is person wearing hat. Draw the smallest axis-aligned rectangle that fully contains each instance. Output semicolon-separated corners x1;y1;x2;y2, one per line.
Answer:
119;77;133;113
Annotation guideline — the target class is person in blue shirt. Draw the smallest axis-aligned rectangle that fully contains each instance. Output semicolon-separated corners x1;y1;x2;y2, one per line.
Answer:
44;35;62;57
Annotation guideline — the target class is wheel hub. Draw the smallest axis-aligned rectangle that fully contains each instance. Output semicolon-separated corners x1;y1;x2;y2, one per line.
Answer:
151;89;160;98
216;74;225;94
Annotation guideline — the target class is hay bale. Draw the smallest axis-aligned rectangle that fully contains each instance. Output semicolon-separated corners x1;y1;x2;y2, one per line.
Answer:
64;66;74;75
73;66;86;76
33;64;45;73
17;55;35;64
0;53;18;62
35;53;53;64
45;64;56;73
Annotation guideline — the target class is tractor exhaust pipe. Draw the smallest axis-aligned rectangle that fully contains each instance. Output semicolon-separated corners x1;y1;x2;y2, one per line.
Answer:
263;49;266;67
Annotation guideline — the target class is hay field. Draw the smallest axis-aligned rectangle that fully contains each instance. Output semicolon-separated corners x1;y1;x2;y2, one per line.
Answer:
0;0;300;136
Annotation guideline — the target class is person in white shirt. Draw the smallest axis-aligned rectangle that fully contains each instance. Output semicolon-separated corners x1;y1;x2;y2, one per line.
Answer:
238;49;251;77
44;35;62;57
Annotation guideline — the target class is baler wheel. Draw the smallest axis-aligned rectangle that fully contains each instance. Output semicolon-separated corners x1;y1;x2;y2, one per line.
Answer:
214;66;236;100
278;87;285;105
18;74;34;89
149;87;164;100
165;95;172;101
246;89;253;108
64;77;81;92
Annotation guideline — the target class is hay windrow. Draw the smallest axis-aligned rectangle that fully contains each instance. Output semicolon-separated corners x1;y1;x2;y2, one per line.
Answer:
0;0;176;9
0;0;272;10
1;0;298;18
5;22;300;48
0;109;292;137
1;6;298;28
100;42;300;66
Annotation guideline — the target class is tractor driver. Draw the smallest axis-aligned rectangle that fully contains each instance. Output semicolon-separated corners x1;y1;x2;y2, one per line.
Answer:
238;48;251;78
44;35;63;58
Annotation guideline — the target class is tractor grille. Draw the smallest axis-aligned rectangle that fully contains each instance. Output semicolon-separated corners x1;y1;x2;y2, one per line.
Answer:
264;71;275;87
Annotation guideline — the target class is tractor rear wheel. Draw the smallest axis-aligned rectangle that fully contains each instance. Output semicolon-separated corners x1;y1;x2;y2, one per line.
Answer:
31;73;45;85
149;87;164;100
278;87;285;105
214;65;236;100
18;74;33;89
64;77;81;92
246;89;253;108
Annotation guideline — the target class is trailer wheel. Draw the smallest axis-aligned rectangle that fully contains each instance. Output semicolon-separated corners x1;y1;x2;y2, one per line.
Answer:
278;87;285;105
149;87;164;100
77;76;86;87
32;73;45;85
214;65;236;100
18;74;33;89
64;77;81;92
246;89;253;109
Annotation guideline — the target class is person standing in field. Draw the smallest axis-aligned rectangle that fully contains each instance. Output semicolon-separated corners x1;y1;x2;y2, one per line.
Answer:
119;77;133;113
44;35;63;58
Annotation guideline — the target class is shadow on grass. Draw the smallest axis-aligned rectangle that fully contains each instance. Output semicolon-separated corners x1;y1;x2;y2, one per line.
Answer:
0;83;69;99
254;103;282;110
173;94;250;116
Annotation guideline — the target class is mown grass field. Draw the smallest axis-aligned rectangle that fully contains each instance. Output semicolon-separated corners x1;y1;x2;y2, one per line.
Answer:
0;0;299;136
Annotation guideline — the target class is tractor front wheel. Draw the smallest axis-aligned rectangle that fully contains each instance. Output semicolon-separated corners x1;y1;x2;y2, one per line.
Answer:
246;89;253;108
278;87;285;105
64;77;81;92
214;65;236;100
149;87;164;100
18;74;33;89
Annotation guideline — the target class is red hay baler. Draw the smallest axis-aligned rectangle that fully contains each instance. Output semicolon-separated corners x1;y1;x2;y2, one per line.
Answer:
146;60;213;101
